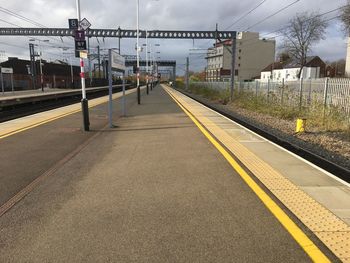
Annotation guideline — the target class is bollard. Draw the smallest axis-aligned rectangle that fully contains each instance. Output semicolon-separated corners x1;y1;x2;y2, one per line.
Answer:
81;98;90;131
295;118;306;133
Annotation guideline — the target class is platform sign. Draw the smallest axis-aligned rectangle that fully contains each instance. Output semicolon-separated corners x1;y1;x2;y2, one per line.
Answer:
79;51;88;59
1;67;13;74
108;49;126;128
1;67;14;94
75;30;85;41
79;18;91;31
68;19;79;30
111;50;125;71
75;40;87;51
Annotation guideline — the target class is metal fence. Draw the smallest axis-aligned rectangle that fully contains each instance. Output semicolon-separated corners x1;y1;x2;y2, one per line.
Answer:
191;79;350;118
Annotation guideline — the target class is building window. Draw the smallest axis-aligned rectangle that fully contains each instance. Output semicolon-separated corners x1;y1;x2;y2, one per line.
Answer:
239;49;241;53
238;64;241;67
238;56;241;60
235;69;239;76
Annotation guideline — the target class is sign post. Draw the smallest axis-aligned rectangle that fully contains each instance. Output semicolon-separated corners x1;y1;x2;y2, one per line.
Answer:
0;67;14;94
108;49;126;127
72;0;90;131
0;68;4;95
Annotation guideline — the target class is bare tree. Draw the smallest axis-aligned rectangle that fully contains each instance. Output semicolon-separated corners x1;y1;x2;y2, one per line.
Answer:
281;12;328;78
340;0;350;35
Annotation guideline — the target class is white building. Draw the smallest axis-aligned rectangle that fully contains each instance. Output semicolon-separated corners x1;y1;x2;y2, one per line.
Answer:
260;56;326;82
206;32;275;82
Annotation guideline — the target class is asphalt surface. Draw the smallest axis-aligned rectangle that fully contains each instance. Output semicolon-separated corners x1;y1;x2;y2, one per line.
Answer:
0;86;312;262
0;88;141;206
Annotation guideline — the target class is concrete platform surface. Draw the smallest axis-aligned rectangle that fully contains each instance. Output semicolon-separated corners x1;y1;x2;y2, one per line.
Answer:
165;85;350;262
0;86;315;262
0;86;111;101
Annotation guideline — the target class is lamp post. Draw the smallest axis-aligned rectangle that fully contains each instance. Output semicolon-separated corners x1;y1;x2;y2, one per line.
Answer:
29;39;49;92
136;0;160;102
148;44;160;88
142;41;149;95
136;0;141;104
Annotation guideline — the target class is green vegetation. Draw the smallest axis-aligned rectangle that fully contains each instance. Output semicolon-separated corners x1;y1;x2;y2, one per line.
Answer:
177;82;350;138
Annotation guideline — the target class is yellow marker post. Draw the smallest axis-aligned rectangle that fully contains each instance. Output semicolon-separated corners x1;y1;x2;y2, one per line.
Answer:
296;118;306;133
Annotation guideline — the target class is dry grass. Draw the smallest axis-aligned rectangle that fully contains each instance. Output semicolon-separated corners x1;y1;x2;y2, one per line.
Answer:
179;82;350;141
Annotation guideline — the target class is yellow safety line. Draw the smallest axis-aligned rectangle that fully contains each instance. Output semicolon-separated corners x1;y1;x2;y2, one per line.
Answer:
0;109;81;140
164;87;330;263
0;94;121;140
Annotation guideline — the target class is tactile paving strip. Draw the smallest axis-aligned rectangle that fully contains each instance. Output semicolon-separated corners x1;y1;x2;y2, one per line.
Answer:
166;87;350;262
316;232;350;259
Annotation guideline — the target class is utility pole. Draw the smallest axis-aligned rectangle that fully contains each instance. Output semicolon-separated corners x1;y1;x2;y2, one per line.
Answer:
136;0;141;104
68;56;74;88
87;30;92;85
230;33;237;101
38;42;44;92
118;26;121;55
186;57;189;90
97;45;101;79
29;43;37;90
76;0;89;131
146;30;149;95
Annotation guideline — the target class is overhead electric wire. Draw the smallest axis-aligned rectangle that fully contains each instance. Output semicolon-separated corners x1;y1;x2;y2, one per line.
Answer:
0;18;73;50
0;6;48;28
243;0;301;31
238;14;342;49
198;6;343;73
199;0;299;50
0;5;70;44
0;41;66;58
224;0;267;30
236;7;343;49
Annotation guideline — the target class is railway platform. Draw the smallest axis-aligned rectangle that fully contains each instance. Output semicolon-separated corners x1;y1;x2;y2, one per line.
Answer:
0;84;349;262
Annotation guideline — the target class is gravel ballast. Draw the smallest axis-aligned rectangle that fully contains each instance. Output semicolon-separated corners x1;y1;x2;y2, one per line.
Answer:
179;90;350;175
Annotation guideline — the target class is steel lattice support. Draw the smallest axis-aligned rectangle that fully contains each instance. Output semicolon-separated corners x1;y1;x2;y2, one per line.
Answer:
125;60;176;67
0;27;235;39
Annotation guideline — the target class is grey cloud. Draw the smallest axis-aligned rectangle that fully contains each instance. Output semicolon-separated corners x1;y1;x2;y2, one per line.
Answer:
0;0;348;74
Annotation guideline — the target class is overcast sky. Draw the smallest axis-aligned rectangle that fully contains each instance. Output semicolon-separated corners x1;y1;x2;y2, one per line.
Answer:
0;0;348;75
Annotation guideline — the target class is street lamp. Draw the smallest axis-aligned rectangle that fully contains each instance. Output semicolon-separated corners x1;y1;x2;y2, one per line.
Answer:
136;0;141;104
147;44;160;88
29;38;49;92
136;0;160;103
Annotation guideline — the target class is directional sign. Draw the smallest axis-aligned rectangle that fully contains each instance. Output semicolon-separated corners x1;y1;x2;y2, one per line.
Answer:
75;40;87;51
1;67;13;74
68;19;79;30
79;18;91;31
75;30;85;41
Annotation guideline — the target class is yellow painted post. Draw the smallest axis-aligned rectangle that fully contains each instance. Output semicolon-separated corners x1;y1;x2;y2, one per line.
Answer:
296;118;307;133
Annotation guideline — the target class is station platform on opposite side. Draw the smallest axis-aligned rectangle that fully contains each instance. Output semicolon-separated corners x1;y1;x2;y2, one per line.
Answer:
0;85;130;108
0;84;348;262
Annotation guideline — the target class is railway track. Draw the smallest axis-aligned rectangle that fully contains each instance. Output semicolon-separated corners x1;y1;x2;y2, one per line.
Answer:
176;88;350;183
0;85;132;123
